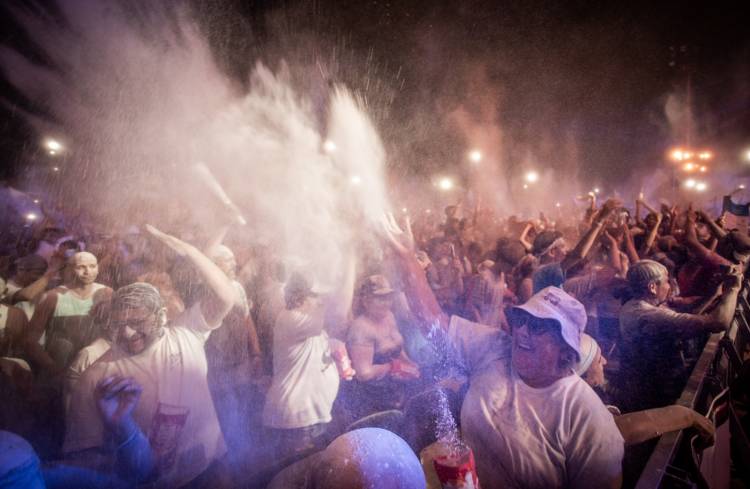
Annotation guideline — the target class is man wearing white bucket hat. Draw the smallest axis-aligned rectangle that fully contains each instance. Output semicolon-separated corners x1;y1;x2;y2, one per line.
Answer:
449;286;623;489
382;216;624;489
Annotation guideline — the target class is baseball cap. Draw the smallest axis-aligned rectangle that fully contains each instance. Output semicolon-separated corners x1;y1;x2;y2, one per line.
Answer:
360;274;395;296
510;286;587;359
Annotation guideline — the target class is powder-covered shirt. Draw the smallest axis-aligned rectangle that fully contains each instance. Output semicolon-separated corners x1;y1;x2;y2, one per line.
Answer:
63;303;226;488
449;316;624;489
262;305;339;429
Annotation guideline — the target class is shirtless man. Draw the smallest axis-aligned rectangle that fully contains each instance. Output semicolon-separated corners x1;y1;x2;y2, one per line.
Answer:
25;251;112;375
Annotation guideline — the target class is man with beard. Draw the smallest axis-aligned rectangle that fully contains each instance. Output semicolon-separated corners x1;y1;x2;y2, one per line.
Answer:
64;226;237;488
25;251;112;375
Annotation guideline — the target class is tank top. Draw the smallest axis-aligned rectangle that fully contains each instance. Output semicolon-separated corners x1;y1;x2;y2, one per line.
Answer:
46;284;107;369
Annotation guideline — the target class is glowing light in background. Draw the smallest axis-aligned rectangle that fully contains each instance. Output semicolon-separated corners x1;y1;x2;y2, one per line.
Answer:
699;166;707;173
350;175;362;185
593;188;600;194
25;212;38;221
522;184;529;190
468;150;482;163
670;149;684;161
555;202;561;208
744;149;750;162
683;162;695;172
698;151;712;160
401;207;408;213
45;139;62;152
438;177;454;191
525;171;539;183
52;166;60;172
684;179;696;189
323;140;337;153
695;182;707;192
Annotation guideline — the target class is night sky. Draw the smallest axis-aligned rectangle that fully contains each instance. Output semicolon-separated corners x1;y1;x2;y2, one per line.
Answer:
1;0;748;186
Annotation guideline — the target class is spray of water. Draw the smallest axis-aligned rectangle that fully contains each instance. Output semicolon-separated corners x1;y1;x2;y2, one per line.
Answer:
0;2;392;287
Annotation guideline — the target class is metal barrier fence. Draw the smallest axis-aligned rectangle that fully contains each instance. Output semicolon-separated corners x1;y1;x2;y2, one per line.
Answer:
635;286;750;488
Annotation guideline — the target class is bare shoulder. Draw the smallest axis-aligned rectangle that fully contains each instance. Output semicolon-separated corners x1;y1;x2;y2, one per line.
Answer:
347;316;377;345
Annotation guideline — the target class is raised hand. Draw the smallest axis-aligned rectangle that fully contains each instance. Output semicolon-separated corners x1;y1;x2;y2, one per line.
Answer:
95;376;143;432
380;212;415;254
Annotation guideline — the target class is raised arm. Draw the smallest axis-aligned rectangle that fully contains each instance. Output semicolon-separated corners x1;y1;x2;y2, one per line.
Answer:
639;212;663;257
324;252;357;338
697;210;728;240
381;213;449;333
146;225;235;329
12;257;63;304
561;199;619;273
519;222;534;253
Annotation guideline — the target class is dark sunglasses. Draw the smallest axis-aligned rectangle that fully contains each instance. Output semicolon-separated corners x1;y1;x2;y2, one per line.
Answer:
508;310;560;336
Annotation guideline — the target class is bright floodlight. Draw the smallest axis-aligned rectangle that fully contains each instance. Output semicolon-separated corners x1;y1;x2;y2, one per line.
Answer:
26;212;37;221
684;179;696;189
699;166;707;173
740;184;746;190
683;162;695;172
438;177;454;191
402;207;408;213
525;171;539;183
469;150;482;163
745;149;750;162
698;151;712;160
671;149;684;161
555;202;561;208
593;188;600;194
52;166;60;172
33;199;40;204
695;182;707;192
45;139;62;151
522;184;529;190
350;175;362;185
323;140;337;153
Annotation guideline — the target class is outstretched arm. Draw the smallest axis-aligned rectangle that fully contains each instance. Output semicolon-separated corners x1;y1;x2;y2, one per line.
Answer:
562;199;620;273
615;405;714;446
146;225;235;328
381;213;449;333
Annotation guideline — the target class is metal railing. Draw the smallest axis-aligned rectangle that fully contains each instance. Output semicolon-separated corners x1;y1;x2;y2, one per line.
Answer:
635;286;750;488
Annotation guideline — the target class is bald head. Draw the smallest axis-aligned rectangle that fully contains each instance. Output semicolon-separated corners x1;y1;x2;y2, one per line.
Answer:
68;251;99;286
208;245;237;280
312;429;425;489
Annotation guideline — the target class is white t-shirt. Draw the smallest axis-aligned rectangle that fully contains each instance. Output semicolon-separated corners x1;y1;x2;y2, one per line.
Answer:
63;304;226;488
262;305;340;429
449;316;624;489
64;337;114;415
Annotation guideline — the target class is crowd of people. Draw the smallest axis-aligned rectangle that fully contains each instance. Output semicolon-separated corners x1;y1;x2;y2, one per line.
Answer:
0;190;744;488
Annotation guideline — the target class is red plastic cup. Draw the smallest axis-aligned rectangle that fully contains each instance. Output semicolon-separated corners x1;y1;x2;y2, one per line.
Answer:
433;444;481;489
331;342;355;380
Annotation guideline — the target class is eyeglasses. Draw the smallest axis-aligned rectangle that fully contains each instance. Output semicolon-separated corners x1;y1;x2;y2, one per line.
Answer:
110;314;157;332
509;312;560;336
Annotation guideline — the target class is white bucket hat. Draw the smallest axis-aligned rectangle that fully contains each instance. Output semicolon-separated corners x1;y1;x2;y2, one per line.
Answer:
510;286;587;359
